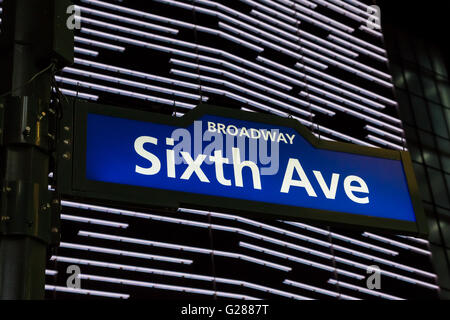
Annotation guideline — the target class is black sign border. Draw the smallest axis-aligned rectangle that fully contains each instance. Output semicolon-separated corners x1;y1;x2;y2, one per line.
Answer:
59;100;428;236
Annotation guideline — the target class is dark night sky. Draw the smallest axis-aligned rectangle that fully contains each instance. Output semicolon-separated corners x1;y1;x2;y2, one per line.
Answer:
378;0;450;71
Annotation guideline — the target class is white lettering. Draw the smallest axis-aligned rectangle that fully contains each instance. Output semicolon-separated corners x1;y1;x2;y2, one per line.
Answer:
313;171;339;199
180;152;210;183
209;150;231;186
280;159;317;196
134;136;161;175
344;175;369;204
232;147;261;190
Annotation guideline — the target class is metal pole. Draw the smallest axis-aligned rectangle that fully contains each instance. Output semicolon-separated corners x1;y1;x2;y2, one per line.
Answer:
0;0;66;300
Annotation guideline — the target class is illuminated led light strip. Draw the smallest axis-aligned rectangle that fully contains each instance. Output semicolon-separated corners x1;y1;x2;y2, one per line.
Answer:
76;5;179;34
283;114;375;146
298;47;390;84
74;36;125;52
292;0;317;9
290;0;384;54
282;221;399;256
219;21;390;81
331;255;439;290
192;53;294;90
272;0;354;32
397;235;430;245
78;274;260;300
283;279;359;300
187;53;307;88
366;135;405;150
297;63;391;91
77;231;292;272
177;208;408;264
218;19;360;71
58;88;99;101
301;85;395;119
342;0;370;11
242;226;433;279
299;91;404;133
60;242;194;264
281;220;435;279
362;233;431;256
313;133;334;141
326;34;386;62
210;4;358;61
311;0;380;29
218;22;327;69
51;256;312;300
301;64;396;106
63;201;359;278
264;0;383;54
74;47;98;57
80;0;202;31
158;0;384;75
359;26;383;39
295;114;374;145
240;242;363;280
192;24;266;52
61;214;128;228
45;270;58;276
62;67;207;101
62;201;399;276
79;16;263;53
329;28;386;55
79;27;197;57
326;0;376;19
327;34;385;62
250;10;358;58
303;87;398;123
170;69;318;117
170;61;333;116
170;58;307;96
80;27;292;90
244;0;297;25
55;76;197;109
327;279;404;300
257;56;385;109
246;0;348;35
187;81;298;118
45;285;130;299
160;0;297;29
74;58;200;90
173;0;359;62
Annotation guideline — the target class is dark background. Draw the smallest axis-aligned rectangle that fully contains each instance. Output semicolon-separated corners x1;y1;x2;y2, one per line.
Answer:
378;0;450;71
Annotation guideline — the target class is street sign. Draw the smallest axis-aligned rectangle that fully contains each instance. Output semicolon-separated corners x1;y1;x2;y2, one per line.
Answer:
59;101;427;235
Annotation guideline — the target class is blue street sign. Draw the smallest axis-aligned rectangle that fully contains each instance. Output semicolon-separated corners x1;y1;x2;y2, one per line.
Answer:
64;102;427;235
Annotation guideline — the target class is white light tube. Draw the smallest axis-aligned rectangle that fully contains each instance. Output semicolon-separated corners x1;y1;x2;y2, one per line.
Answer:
61;214;128;228
59;242;193;264
45;285;129;299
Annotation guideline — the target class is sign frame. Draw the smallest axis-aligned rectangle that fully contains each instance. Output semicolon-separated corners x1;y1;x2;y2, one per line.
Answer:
58;100;428;236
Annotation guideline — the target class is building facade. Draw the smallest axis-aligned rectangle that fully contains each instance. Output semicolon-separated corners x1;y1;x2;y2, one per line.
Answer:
380;0;450;298
0;0;441;299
